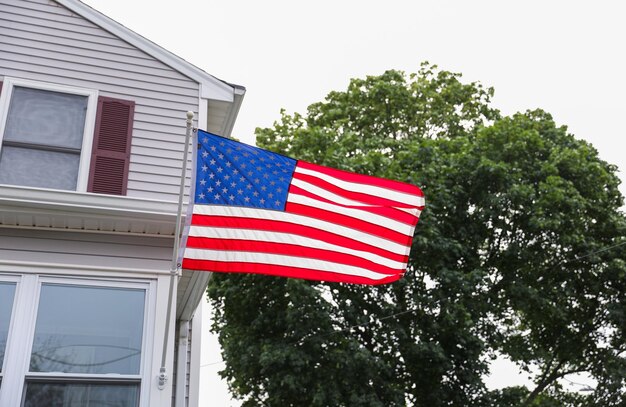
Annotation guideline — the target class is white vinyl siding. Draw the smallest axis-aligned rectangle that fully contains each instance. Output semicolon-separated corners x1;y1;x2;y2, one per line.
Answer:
0;228;172;272
0;0;198;201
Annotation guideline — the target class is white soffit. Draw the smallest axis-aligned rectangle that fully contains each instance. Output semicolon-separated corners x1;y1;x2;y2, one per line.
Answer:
0;185;180;236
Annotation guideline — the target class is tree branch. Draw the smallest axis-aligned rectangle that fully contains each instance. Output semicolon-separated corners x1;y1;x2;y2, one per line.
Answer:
523;361;591;406
523;359;565;406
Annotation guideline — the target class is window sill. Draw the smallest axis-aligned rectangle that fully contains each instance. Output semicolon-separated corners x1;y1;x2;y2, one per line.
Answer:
0;185;183;236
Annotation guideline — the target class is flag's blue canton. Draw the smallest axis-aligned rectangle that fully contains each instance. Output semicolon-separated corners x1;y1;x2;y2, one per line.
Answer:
194;131;296;210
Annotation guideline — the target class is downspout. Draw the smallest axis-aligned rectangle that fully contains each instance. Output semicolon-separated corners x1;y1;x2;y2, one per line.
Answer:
176;320;190;407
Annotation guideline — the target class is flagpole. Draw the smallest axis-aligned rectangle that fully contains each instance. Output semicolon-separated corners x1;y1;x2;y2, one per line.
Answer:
158;111;194;390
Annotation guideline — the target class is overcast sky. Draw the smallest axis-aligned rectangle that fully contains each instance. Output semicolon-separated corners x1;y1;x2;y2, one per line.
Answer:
83;0;625;404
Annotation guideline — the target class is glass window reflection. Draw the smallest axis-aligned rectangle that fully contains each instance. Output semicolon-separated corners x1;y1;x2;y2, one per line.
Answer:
30;284;145;375
23;382;139;407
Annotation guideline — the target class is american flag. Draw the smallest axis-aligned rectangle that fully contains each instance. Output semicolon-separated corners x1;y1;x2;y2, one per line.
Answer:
181;130;425;285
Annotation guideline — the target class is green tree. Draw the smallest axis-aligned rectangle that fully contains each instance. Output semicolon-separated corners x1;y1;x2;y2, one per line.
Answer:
208;63;626;406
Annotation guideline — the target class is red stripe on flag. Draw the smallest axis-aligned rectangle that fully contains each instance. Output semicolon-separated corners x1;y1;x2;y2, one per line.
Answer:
181;258;402;285
190;214;410;263
297;160;424;197
293;171;417;208
285;202;413;247
185;236;403;275
288;185;421;225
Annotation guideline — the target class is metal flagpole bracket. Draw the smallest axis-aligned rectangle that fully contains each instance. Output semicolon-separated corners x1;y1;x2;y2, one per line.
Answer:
158;367;168;390
158;111;194;391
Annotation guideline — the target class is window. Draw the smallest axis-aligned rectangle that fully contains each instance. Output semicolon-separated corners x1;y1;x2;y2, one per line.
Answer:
0;78;98;191
0;281;16;389
0;78;135;195
0;275;153;407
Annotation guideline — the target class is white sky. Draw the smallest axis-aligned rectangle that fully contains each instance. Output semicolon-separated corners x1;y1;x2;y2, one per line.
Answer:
82;0;625;404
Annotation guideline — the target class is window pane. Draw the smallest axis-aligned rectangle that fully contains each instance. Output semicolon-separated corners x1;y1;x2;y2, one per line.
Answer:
30;284;145;375
0;282;16;372
0;146;80;190
23;382;139;407
4;86;87;150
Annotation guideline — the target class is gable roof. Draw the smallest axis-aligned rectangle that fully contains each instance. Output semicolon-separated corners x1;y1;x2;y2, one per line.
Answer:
55;0;245;103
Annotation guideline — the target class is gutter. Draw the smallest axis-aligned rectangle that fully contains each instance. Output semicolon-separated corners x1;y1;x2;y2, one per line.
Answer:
221;85;247;138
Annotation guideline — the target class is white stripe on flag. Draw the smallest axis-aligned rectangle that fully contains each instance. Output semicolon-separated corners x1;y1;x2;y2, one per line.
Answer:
287;192;419;234
192;205;410;255
183;248;392;281
188;225;408;270
291;177;421;217
295;165;425;207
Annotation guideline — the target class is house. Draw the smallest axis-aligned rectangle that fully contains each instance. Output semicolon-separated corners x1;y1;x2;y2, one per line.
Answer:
0;0;245;405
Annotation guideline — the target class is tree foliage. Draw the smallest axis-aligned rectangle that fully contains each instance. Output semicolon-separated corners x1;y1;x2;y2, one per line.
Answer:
207;63;626;406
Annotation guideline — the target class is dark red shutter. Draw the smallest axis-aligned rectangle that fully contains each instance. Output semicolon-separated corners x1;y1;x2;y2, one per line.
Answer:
88;96;134;195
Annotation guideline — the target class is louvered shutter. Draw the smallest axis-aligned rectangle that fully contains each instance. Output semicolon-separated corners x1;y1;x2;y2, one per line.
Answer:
88;96;134;195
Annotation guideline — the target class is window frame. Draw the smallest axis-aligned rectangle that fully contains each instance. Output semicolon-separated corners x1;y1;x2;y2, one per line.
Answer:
0;274;156;407
0;77;99;192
